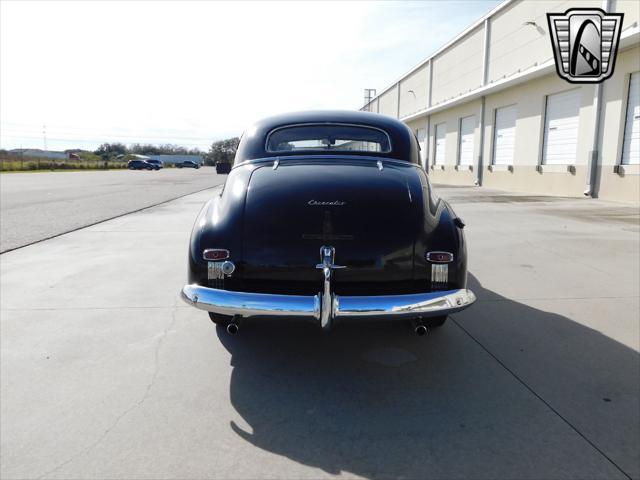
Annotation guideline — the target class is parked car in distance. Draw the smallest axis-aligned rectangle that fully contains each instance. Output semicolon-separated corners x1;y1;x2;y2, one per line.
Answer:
176;160;200;169
215;162;231;174
146;159;163;170
127;159;154;170
181;110;476;336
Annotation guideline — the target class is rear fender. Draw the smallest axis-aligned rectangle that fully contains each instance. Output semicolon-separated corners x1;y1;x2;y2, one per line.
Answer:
188;165;254;284
414;169;468;289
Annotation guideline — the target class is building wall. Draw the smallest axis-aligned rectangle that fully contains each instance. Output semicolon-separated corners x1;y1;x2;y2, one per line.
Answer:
615;0;640;26
485;74;595;195
360;0;640;203
426;100;482;186
399;62;430;118
425;73;599;196
431;26;484;105
378;85;399;117
596;47;640;202
425;47;640;200
487;0;601;83
363;98;379;113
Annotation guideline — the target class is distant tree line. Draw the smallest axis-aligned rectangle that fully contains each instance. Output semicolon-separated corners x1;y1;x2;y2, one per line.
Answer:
93;142;205;160
204;137;240;166
2;136;242;165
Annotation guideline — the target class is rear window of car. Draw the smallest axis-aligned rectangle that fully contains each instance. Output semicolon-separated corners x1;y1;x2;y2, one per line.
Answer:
266;124;391;153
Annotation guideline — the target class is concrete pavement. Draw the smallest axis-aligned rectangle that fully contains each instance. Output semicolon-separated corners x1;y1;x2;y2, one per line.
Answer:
0;167;226;252
1;185;638;479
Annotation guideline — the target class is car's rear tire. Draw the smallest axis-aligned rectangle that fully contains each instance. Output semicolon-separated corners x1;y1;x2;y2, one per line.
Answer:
425;315;448;328
208;312;232;326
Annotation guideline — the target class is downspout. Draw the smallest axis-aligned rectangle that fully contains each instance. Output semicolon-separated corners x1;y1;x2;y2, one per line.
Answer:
477;98;486;186
477;17;491;186
425;115;431;170
585;0;611;197
427;58;434;169
585;84;604;197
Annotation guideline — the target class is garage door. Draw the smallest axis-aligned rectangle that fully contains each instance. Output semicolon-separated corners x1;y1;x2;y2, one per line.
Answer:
416;127;427;166
622;72;640;165
434;123;446;165
458;115;475;166
493;105;516;165
543;89;581;165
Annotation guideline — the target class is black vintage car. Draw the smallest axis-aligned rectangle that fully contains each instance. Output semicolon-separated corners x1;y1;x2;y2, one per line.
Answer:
181;111;475;335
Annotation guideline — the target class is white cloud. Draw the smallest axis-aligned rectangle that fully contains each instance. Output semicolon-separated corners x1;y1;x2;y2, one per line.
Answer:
0;0;499;151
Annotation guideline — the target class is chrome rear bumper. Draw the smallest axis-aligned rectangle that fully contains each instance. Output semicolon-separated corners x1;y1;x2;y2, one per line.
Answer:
181;284;476;328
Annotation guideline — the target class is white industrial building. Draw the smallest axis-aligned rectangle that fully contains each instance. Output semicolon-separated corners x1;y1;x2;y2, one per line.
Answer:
361;0;639;204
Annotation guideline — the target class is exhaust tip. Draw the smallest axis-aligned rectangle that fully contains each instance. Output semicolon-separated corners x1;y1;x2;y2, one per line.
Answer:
415;325;428;336
226;323;239;335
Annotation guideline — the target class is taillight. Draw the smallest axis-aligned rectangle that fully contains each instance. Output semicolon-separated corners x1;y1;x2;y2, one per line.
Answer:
203;249;230;261
426;251;454;263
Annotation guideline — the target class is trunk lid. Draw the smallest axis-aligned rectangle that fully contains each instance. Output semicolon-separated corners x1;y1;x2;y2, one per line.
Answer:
241;160;421;295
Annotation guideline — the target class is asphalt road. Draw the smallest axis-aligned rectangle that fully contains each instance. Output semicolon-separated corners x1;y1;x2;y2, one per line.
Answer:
1;185;638;479
0;167;226;252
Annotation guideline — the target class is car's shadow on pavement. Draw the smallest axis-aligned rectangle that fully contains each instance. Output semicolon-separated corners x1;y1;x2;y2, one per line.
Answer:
215;274;639;479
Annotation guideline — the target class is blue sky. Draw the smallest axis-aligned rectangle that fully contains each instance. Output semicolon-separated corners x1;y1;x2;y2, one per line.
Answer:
0;0;500;151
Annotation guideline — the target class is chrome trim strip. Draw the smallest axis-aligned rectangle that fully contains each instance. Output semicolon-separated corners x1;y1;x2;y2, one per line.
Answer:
181;285;475;325
181;284;321;321
334;289;476;321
